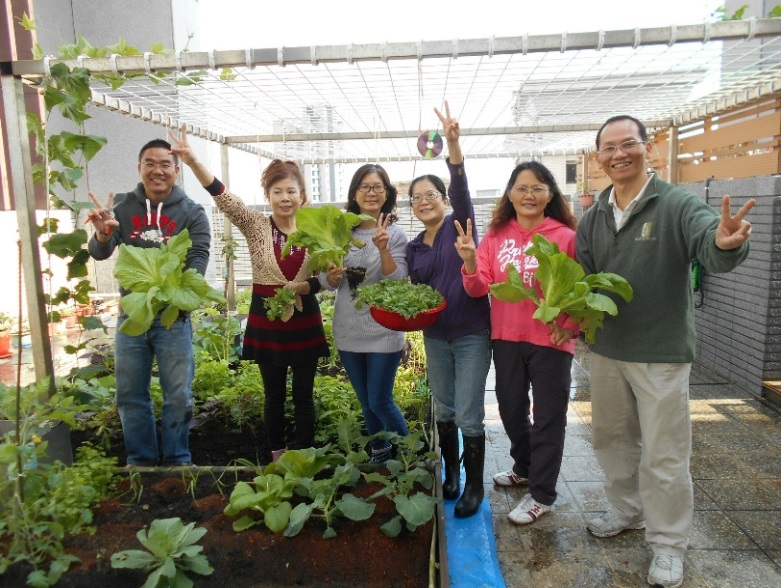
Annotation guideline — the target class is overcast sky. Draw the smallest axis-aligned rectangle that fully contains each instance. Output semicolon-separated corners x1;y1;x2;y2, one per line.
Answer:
193;0;725;49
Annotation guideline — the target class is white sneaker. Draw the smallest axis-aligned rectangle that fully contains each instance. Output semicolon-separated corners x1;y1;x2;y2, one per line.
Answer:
647;554;684;588
507;493;551;525
586;511;646;538
492;469;529;487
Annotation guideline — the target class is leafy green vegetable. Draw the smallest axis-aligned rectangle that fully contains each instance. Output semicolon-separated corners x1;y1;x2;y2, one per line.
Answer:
354;279;444;319
281;206;374;272
110;517;213;587
263;287;301;322
489;233;633;343
114;229;226;336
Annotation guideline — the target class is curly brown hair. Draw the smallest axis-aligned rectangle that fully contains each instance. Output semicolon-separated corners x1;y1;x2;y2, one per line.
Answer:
261;159;307;205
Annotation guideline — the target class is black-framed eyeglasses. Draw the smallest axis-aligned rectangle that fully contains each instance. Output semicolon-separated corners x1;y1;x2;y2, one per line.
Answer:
410;191;442;205
142;160;175;170
597;139;646;156
357;184;386;194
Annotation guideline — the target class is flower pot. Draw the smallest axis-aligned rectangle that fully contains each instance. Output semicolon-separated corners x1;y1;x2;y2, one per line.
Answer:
579;192;595;208
370;300;448;332
0;333;10;358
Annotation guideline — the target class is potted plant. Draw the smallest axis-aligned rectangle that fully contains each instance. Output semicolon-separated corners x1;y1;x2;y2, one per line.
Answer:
578;180;595;208
0;312;11;358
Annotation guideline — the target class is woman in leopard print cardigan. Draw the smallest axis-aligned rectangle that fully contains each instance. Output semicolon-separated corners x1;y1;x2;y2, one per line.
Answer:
171;127;328;461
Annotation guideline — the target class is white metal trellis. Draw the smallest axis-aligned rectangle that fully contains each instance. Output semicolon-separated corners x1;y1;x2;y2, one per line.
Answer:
10;18;781;163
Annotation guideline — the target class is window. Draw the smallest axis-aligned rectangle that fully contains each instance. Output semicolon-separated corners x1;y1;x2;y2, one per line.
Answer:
565;163;577;184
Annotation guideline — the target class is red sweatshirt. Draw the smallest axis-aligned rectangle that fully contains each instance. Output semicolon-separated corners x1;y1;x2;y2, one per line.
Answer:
462;217;578;354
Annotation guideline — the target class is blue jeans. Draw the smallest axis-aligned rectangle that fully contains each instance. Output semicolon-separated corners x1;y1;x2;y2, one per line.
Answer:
424;329;491;437
339;350;408;450
115;315;195;465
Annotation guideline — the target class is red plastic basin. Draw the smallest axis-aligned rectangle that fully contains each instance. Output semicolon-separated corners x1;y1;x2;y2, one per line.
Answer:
369;300;447;332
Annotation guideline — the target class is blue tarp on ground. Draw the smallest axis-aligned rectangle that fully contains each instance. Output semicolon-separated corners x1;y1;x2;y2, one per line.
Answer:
442;435;506;588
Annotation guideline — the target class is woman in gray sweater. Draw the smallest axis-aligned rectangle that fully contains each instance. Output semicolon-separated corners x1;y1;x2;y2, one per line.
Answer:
321;164;409;463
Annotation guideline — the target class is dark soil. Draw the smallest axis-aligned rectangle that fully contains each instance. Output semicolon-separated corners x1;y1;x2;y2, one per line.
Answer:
71;414;273;466
7;421;435;587
345;266;367;298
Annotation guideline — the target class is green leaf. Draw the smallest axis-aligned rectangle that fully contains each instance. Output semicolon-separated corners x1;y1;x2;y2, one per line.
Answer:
284;503;314;537
336;493;376;521
79;315;106;332
43;229;88;259
489;264;537;304
177;553;213;576
380;515;402;538
231;515;261;532
111;549;158;569
264;502;292;533
60;131;108;161
220;68;237;81
394;492;436;526
18;11;36;30
282;206;373;272
104;37;143;56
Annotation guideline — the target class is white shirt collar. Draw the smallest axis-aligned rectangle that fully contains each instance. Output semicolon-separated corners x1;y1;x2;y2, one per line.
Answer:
608;174;654;229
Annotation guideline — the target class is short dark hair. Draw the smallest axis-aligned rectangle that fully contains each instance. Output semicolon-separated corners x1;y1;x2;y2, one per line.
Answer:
490;160;577;231
345;164;397;216
595;115;647;149
408;174;447;201
138;139;178;166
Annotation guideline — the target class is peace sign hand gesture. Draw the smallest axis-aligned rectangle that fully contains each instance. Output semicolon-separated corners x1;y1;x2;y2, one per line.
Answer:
372;212;392;251
715;195;756;250
434;100;459;143
86;192;119;241
168;123;197;166
434;100;462;164
454;219;477;274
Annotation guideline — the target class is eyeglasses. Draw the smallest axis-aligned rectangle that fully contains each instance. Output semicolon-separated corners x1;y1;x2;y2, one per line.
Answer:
597;139;646;156
410;191;442;205
357;184;386;194
142;161;176;170
513;186;549;197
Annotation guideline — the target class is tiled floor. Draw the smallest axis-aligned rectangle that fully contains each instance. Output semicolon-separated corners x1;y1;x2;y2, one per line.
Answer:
485;341;781;588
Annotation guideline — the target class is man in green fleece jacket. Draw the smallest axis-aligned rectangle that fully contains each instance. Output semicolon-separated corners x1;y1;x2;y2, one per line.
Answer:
576;115;755;588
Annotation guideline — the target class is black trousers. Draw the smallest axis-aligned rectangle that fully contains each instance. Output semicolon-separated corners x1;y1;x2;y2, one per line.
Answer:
493;340;571;505
258;360;318;450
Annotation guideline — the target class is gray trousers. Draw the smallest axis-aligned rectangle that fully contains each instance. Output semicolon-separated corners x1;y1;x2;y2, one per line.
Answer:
590;352;693;556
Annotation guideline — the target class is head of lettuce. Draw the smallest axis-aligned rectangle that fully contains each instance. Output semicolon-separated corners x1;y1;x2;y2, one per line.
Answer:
114;229;225;336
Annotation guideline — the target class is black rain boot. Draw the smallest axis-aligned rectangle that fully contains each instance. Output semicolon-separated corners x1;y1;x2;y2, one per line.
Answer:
454;434;485;518
437;421;461;500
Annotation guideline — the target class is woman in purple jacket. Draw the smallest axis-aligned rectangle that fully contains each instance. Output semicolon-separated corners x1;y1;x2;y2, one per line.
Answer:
405;102;491;518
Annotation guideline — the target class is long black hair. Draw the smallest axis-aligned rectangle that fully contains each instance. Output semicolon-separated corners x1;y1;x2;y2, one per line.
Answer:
490;160;577;231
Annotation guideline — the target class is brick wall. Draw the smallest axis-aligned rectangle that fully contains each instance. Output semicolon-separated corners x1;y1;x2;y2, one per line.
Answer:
690;176;781;396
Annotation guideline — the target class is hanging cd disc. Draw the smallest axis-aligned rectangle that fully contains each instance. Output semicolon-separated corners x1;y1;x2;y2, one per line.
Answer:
417;130;443;159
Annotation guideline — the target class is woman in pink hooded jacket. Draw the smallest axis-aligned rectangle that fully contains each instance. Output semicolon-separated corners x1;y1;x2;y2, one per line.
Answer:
456;160;578;525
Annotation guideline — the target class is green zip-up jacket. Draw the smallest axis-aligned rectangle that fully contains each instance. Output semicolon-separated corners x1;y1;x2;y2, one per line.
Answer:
576;174;749;363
